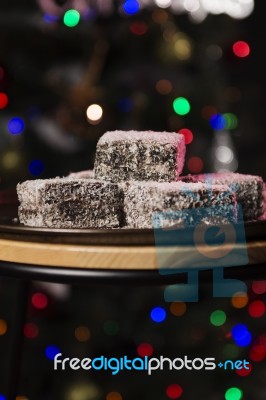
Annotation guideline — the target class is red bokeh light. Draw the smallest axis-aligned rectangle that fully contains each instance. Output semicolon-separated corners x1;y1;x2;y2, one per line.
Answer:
248;300;265;318
137;342;154;357
0;92;8;109
24;322;39;339
236;362;252;377
130;22;148;36
32;292;48;309
166;384;183;399
252;280;266;295
187;156;204;173
249;345;266;362
233;41;250;58
179;128;193;145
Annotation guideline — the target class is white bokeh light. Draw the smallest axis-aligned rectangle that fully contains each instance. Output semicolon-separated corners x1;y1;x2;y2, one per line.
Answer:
86;104;103;124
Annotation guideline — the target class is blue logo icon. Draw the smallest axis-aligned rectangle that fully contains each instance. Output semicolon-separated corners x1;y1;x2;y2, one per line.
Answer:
153;184;248;302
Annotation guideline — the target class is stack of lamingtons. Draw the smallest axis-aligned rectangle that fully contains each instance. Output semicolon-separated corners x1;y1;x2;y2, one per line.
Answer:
17;131;265;229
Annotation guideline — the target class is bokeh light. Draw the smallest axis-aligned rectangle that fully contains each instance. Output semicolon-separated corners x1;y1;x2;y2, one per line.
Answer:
75;326;91;342
8;117;25;135
123;0;140;15
106;392;123;400
166;384;183;399
2;151;20;170
223;344;240;359
249;344;266;362
223;113;238;130
201;105;217;120
252;280;266;295
170;302;187;316
45;345;61;360
232;324;252;347
174;37;192;60
206;44;223;60
155;0;172;8
130;21;148;35
152;9;169;23
215;146;234;164
233;41;250;58
137;342;154;357
32;292;48;309
24;322;39;339
118;98;133;112
86;104;103;124
179;128;193;144
236;362;252;377
156;79;173;95
104;320;120;335
63;9;80;27
0;66;4;80
210;310;227;326
43;14;59;23
225;387;243;400
0;395;6;400
248;300;265;318
210;114;226;130
173;97;190;115
29;160;45;176
0;319;7;336
187;156;204;173
0;92;8;109
231;292;248;309
150;306;166;323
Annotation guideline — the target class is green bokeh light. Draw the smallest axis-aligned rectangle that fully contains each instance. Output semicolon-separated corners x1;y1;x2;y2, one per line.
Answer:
222;344;239;359
63;9;80;28
210;310;226;326
103;320;120;336
225;387;243;400
173;97;190;115
223;113;238;130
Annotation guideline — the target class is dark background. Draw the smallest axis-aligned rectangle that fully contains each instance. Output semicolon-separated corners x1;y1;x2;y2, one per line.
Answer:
0;1;265;400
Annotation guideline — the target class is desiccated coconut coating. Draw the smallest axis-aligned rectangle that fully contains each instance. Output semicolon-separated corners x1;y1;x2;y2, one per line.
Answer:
258;182;266;221
94;130;186;183
17;178;122;228
67;170;94;179
178;173;264;221
123;181;236;229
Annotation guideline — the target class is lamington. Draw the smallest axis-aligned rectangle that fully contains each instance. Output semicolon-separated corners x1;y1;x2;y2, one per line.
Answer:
94;130;186;182
123;181;236;229
17;178;122;228
67;169;94;179
178;173;264;220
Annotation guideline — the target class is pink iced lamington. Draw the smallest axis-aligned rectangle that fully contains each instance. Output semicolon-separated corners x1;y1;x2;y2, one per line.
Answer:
178;172;264;220
258;183;266;221
94;130;186;182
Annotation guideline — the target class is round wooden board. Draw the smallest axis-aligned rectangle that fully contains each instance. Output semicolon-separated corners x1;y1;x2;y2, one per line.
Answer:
0;238;265;270
0;217;265;270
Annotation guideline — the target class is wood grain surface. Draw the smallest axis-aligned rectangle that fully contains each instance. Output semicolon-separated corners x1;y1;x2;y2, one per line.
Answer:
0;238;265;270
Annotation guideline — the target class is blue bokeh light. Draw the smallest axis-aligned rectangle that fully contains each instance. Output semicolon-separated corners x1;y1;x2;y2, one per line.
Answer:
118;98;133;112
210;113;226;130
45;345;61;360
232;324;252;347
43;13;59;23
29;160;45;176
150;306;166;323
8;117;25;135
0;395;6;400
123;0;140;15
